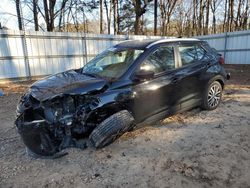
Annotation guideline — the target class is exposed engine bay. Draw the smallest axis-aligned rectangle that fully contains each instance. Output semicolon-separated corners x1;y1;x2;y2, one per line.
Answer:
15;92;112;157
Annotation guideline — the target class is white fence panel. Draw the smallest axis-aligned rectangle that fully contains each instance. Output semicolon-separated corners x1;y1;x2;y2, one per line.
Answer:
197;29;250;64
1;29;250;80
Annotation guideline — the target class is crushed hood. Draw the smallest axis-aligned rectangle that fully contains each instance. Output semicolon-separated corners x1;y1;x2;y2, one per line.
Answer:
29;70;107;101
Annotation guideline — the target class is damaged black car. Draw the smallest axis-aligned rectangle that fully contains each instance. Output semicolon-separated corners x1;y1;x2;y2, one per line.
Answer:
15;38;230;157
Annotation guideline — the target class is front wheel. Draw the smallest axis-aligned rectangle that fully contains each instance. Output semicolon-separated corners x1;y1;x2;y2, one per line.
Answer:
202;81;223;110
89;110;135;148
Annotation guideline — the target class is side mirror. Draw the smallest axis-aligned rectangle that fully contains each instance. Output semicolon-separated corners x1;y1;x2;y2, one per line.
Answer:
134;69;155;81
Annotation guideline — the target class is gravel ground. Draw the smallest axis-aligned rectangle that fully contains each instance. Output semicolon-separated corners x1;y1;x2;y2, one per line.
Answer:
0;66;250;188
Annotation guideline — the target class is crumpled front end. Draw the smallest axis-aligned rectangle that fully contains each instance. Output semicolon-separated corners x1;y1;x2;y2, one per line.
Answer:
15;92;100;157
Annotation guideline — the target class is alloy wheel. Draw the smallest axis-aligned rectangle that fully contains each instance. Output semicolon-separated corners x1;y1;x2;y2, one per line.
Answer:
207;84;222;108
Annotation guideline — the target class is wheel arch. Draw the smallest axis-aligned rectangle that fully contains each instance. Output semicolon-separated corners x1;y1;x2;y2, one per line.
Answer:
207;75;225;90
85;102;134;126
216;79;225;89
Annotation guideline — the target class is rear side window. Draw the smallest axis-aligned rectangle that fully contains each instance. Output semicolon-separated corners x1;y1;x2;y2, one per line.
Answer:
140;46;175;74
179;44;208;66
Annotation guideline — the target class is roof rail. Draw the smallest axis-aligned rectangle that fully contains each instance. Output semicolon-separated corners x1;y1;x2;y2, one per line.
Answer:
146;38;199;48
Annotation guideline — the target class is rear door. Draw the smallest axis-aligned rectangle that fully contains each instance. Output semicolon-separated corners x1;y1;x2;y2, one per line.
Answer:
173;42;211;110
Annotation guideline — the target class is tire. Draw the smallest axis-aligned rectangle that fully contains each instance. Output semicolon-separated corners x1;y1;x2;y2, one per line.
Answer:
202;81;223;110
89;110;135;148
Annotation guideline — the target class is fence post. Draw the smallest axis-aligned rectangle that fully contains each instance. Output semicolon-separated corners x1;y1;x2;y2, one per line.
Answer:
21;31;31;79
223;32;228;63
18;0;31;80
83;32;88;64
125;34;129;40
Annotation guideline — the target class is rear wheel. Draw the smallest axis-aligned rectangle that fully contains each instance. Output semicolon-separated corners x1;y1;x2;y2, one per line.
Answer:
89;110;135;148
202;81;222;110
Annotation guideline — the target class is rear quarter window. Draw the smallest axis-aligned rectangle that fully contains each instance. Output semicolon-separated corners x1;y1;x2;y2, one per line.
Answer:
179;44;209;66
200;41;218;57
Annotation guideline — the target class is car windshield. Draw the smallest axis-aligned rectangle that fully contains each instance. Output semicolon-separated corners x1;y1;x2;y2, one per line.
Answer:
82;48;144;80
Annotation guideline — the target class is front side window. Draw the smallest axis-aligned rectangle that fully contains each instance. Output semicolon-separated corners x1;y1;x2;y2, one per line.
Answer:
179;44;208;66
139;46;175;74
82;48;144;79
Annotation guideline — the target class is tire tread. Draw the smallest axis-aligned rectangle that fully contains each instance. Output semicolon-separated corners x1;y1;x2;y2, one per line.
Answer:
89;110;135;148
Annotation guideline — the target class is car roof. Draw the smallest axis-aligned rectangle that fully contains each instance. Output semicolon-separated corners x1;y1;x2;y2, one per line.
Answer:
114;38;200;49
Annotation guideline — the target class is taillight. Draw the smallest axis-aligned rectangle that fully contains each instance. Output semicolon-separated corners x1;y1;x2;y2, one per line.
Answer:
219;56;225;65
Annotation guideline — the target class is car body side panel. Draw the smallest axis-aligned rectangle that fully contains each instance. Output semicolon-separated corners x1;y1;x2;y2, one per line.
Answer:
130;72;179;122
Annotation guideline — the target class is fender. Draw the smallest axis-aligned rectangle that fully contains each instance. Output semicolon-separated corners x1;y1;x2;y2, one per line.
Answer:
200;63;227;90
84;88;135;125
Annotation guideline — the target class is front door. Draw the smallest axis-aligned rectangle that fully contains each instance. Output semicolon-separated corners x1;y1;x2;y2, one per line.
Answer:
131;45;180;122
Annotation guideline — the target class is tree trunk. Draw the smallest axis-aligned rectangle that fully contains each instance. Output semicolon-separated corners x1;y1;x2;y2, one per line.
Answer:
212;12;216;34
158;0;177;36
223;0;228;32
57;0;68;31
113;0;118;34
205;0;210;35
211;0;216;34
198;0;204;35
100;0;104;34
132;0;152;35
165;16;171;35
231;0;234;31
43;0;56;31
117;0;121;34
15;0;23;30
104;0;111;34
109;0;112;34
159;0;164;35
192;0;197;35
166;0;178;35
235;0;242;30
228;0;234;32
242;0;249;29
154;0;157;35
134;0;142;35
33;0;39;31
49;0;56;31
43;0;50;31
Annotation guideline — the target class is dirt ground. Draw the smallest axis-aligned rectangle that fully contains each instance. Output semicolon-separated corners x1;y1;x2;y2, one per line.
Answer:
0;65;250;188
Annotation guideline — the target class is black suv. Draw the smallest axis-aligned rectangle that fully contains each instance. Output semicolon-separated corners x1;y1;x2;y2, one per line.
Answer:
15;38;230;157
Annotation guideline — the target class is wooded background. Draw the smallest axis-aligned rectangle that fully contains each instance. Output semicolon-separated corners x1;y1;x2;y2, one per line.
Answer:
2;0;250;36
